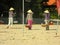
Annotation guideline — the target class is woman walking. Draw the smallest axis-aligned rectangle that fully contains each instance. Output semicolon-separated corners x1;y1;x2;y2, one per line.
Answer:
26;9;33;30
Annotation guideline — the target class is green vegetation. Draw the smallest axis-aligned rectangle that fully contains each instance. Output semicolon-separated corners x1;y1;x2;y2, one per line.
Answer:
0;0;58;19
25;0;58;19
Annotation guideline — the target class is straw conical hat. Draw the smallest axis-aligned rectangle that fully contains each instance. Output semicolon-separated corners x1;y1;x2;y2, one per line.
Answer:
27;9;33;13
44;10;49;13
9;7;14;10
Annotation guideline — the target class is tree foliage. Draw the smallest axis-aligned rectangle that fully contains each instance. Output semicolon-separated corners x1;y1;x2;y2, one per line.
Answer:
0;0;58;19
0;0;22;17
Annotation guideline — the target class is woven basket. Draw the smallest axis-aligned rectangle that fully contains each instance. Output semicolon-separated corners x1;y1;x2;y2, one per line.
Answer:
41;24;47;27
25;24;29;28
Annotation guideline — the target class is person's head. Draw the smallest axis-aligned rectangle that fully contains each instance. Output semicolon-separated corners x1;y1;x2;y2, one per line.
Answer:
44;10;49;13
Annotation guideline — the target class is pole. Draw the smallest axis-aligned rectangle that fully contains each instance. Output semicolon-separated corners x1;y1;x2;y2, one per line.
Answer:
22;0;24;26
22;0;24;36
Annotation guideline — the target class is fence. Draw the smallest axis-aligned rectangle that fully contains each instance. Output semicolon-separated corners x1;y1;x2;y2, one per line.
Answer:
0;17;60;25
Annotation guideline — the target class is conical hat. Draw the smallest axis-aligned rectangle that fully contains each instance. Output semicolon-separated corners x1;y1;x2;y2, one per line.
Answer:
44;10;49;13
9;7;14;10
27;9;33;13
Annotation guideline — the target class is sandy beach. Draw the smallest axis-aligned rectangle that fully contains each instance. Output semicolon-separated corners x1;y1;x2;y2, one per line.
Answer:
0;24;60;45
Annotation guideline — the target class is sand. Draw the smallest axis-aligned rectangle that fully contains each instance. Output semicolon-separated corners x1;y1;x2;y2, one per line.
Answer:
0;24;60;45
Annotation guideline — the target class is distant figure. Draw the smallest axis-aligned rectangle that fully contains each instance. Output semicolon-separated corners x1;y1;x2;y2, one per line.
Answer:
43;10;50;30
7;7;14;28
1;13;3;17
43;10;50;25
0;13;4;24
26;9;33;30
